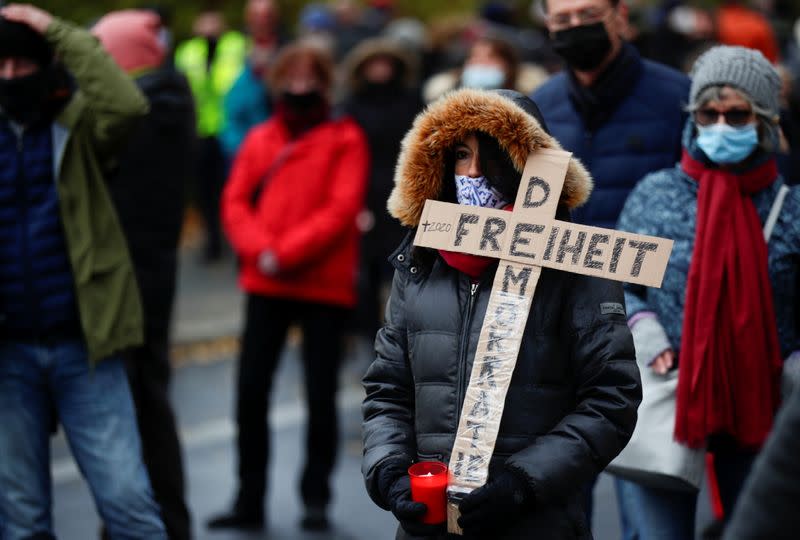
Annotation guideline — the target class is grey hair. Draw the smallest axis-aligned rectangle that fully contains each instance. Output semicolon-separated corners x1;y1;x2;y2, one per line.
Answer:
686;85;779;152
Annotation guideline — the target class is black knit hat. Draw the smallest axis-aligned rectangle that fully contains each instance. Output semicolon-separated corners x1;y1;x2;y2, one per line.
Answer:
0;17;53;67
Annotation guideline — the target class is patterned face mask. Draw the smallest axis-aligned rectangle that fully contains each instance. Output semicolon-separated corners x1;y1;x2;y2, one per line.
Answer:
454;174;508;208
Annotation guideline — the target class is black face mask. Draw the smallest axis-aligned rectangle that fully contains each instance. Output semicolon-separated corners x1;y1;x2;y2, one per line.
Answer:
0;68;51;126
551;22;613;72
281;90;325;111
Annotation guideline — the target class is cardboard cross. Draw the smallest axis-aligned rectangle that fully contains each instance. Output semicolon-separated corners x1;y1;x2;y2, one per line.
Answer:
413;148;673;534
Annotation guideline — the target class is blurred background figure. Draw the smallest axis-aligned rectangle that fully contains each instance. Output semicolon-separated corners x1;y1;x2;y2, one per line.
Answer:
383;16;430;72
209;42;368;533
297;2;338;54
362;0;395;35
332;0;373;60
220;0;283;163
717;0;780;63
175;8;245;263
93;8;196;540
340;37;423;350
637;0;716;72
423;35;548;103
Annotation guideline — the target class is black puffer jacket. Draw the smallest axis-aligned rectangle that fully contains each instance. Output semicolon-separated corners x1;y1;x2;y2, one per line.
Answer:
361;89;641;539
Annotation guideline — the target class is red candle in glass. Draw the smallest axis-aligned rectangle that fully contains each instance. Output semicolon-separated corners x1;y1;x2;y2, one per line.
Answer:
408;461;448;524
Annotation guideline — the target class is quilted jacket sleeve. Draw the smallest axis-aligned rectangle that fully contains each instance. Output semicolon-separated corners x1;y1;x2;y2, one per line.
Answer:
505;275;642;504
361;268;417;510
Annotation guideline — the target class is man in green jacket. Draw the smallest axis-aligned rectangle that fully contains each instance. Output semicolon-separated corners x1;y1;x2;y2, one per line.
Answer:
0;4;167;538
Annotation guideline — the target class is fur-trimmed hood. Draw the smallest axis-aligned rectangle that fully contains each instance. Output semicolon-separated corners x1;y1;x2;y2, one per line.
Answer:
388;88;592;227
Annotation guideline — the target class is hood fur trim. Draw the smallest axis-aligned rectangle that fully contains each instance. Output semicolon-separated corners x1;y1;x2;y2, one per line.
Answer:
388;88;592;227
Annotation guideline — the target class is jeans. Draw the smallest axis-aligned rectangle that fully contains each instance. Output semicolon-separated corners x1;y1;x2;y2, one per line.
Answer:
0;340;167;540
616;479;696;540
616;443;756;540
614;477;642;540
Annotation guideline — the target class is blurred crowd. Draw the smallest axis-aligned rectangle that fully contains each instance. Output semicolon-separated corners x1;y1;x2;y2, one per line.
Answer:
0;0;799;539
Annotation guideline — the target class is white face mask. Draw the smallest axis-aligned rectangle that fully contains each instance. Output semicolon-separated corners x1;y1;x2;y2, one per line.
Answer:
461;64;506;90
454;174;508;208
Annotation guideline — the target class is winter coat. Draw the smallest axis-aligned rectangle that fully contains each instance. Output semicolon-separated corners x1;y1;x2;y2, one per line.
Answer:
220;63;270;161
221;114;369;307
362;89;642;539
723;385;800;540
533;44;690;229
28;18;147;364
617;124;800;360
109;65;196;335
341;38;423;263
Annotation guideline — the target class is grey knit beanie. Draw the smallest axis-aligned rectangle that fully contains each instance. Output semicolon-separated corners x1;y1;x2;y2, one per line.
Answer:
689;46;781;119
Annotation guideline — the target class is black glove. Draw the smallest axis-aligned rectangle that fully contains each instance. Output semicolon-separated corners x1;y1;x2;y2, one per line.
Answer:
378;460;446;537
457;470;533;536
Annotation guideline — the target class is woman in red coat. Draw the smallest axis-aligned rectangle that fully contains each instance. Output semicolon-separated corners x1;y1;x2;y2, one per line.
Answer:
209;42;369;532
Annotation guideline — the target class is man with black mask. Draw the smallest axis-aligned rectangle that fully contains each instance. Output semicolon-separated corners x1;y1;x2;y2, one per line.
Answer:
0;3;166;539
532;0;688;537
533;0;689;230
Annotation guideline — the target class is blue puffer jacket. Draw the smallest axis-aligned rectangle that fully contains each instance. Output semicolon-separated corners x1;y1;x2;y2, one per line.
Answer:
0;120;79;336
617;123;800;359
533;44;690;229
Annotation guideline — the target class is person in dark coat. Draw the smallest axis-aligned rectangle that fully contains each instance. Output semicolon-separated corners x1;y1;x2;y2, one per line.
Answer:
533;0;690;230
533;0;689;531
340;37;423;341
361;88;642;539
93;10;196;540
723;385;800;540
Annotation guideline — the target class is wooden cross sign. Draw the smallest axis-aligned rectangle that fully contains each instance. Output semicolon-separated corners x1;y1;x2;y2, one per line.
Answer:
413;148;674;534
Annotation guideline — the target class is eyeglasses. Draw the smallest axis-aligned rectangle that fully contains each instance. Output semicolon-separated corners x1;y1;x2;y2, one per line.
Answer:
694;108;754;127
547;7;609;31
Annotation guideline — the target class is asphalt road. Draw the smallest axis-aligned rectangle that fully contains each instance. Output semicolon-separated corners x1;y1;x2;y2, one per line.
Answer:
50;346;629;540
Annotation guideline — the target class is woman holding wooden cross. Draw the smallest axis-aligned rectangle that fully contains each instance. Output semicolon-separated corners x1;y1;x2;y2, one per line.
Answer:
362;88;642;539
616;46;800;539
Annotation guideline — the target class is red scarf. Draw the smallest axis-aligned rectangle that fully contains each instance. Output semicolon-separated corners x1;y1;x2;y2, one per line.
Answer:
438;250;495;279
675;151;783;449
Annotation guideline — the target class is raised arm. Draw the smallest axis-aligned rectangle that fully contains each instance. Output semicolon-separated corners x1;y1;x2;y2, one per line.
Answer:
2;4;148;153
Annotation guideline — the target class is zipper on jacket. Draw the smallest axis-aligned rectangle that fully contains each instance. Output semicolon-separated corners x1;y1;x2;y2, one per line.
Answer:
14;128;36;338
455;281;480;421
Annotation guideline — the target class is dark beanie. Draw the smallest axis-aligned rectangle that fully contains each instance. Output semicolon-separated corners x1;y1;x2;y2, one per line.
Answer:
0;17;53;67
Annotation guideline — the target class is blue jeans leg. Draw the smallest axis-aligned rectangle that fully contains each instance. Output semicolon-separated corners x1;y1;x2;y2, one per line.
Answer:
0;343;55;540
614;477;640;540
51;342;166;540
623;479;697;540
